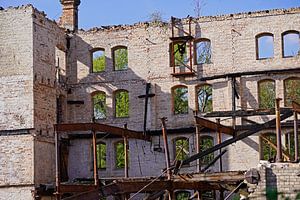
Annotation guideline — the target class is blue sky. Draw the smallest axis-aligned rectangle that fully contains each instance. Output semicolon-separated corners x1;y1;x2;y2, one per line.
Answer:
1;0;299;29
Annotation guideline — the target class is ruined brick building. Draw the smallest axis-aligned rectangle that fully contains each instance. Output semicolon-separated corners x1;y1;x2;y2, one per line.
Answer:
0;0;300;199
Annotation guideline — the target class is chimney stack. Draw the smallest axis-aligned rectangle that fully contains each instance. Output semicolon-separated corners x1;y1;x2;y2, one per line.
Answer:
59;0;81;31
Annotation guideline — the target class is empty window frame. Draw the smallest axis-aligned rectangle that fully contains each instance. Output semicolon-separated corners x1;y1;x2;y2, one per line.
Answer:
92;49;105;72
196;84;213;113
260;133;276;161
284;132;300;159
175;191;191;200
284;77;300;107
256;33;274;59
258;79;276;109
113;46;128;71
172;86;189;115
282;31;300;58
96;142;106;169
115;141;125;169
200;136;214;165
171;41;188;67
115;90;129;118
92;92;106;119
174;137;189;161
195;38;211;64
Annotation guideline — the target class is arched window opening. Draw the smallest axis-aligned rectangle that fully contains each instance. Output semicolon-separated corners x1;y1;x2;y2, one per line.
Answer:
175;191;191;200
284;77;300;107
195;39;211;64
282;31;300;58
115;141;125;169
115;90;129;118
200;136;214;165
96;142;106;169
92;49;105;72
174;137;189;161
196;84;212;113
285;132;300;160
113;46;128;71
172;86;188;115
260;133;276;161
92;92;106;119
256;33;274;59
258;79;275;109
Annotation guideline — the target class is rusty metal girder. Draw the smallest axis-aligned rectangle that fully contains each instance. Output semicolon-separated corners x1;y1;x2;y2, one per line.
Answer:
195;116;234;135
55;123;150;141
59;184;97;193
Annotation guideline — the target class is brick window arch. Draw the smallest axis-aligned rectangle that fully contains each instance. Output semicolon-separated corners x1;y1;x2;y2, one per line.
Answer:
92;91;106;120
114;89;129;118
196;84;212;113
284;77;300;107
112;46;128;71
256;33;274;59
258;79;275;109
282;30;300;58
172;85;188;115
91;48;105;72
194;38;211;64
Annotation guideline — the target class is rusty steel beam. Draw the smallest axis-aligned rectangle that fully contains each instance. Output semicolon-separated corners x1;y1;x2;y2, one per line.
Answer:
294;111;299;162
276;98;283;162
195;116;234;135
59;184;97;193
161;118;172;179
181;110;293;166
55;123;150;141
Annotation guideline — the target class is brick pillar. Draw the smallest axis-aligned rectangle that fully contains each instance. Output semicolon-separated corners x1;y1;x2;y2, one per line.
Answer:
59;0;80;31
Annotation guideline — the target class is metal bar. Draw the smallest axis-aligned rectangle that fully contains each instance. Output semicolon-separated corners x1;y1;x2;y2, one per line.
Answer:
231;77;236;137
276;98;283;162
204;108;292;117
161;118;172;179
143;83;150;134
217;118;223;172
181;110;293;165
55;127;61;200
124;124;129;178
294;111;299;162
224;181;244;200
92;131;99;186
201;150;227;173
189;17;193;72
194;114;201;173
200;67;300;81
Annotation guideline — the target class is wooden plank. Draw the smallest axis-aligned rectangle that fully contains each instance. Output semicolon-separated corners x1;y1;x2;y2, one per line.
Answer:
55;123;150;141
60;184;96;193
195;116;234;135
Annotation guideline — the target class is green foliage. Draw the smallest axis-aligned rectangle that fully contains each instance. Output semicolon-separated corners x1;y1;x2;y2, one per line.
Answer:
93;92;106;119
197;85;212;113
114;48;128;70
92;50;105;72
96;143;106;169
259;80;275;109
266;188;278;200
284;78;300;107
176;191;190;200
174;42;188;67
262;133;276;160
115;91;129;117
200;136;214;165
115;141;125;169
196;40;211;64
175;138;189;161
173;87;188;114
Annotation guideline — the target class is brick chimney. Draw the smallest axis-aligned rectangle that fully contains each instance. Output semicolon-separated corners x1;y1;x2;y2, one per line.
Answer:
59;0;81;31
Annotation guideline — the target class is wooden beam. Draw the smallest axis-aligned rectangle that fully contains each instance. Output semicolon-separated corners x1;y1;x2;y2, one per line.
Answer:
59;184;97;193
55;123;150;141
195;116;234;135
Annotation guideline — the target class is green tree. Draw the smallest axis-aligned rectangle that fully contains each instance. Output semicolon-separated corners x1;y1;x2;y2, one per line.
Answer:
176;191;190;200
92;50;105;72
284;78;300;107
114;48;128;70
173;87;188;114
115;141;125;169
174;42;188;67
259;80;275;109
175;138;189;161
96;143;106;169
115;90;129;117
93;92;106;119
197;85;212;113
200;136;214;165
